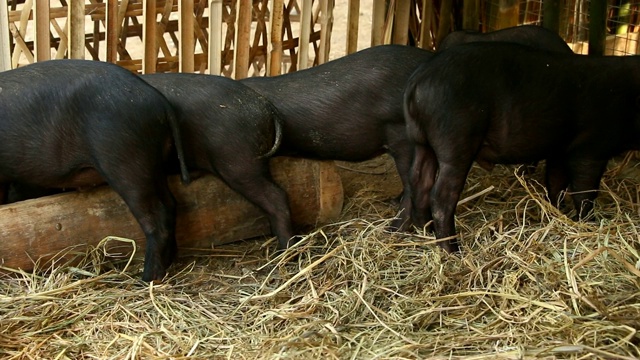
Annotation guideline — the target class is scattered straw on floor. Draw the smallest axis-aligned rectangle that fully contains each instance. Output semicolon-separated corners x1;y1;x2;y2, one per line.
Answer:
1;157;639;359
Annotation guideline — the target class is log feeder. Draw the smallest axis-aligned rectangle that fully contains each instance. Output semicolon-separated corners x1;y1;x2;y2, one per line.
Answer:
0;158;344;272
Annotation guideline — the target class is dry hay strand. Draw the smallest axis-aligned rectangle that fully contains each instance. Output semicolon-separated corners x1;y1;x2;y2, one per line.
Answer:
1;159;640;359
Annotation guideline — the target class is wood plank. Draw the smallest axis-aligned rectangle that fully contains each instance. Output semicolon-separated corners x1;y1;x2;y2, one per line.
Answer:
34;0;50;61
0;0;10;71
68;0;85;59
0;158;344;272
179;0;194;72
297;0;312;70
346;0;359;54
208;0;222;75
142;0;157;73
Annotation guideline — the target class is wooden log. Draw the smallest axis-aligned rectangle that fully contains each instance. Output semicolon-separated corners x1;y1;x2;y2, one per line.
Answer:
142;0;157;74
68;0;85;59
0;158;344;272
0;0;10;71
208;0;222;75
179;0;194;72
346;0;359;54
34;1;50;61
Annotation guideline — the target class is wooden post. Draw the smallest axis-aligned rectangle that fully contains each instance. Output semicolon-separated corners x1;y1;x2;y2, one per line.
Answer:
179;0;194;73
496;0;519;30
462;0;479;31
0;0;10;71
371;0;386;46
392;0;410;45
318;0;333;64
0;158;344;272
105;0;118;63
234;0;252;79
208;0;222;75
269;0;284;75
588;0;607;56
435;0;453;47
34;1;51;62
68;0;85;59
346;0;359;54
142;0;157;74
542;0;560;33
297;0;312;70
419;0;433;49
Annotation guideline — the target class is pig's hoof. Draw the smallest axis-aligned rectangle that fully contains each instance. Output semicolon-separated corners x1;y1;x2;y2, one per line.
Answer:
388;218;409;232
141;264;167;283
440;240;460;254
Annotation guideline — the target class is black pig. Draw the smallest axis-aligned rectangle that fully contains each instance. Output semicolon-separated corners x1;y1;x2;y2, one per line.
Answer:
141;73;295;250
404;42;640;252
241;45;434;230
0;59;189;282
438;25;573;54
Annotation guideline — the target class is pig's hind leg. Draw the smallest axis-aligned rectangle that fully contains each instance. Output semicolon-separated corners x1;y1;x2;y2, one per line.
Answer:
215;159;295;251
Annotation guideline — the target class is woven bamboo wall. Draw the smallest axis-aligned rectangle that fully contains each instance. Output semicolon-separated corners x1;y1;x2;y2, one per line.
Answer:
0;0;339;77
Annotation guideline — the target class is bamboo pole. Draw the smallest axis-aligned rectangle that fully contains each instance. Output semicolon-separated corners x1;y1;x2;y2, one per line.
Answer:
11;0;34;67
208;0;222;75
462;0;478;30
542;0;560;33
382;0;395;44
34;1;51;61
234;0;252;79
346;0;359;54
142;0;157;74
269;0;284;75
68;0;85;59
496;0;519;30
179;0;194;72
371;0;385;46
392;0;410;45
435;0;453;47
0;0;10;71
297;0;312;70
588;0;606;55
318;0;332;64
419;0;433;49
105;0;118;63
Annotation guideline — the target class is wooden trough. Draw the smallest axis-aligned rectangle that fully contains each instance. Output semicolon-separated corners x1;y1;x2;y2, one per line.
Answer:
0;157;343;272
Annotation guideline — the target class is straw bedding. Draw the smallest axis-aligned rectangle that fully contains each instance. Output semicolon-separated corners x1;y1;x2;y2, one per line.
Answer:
1;154;639;359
